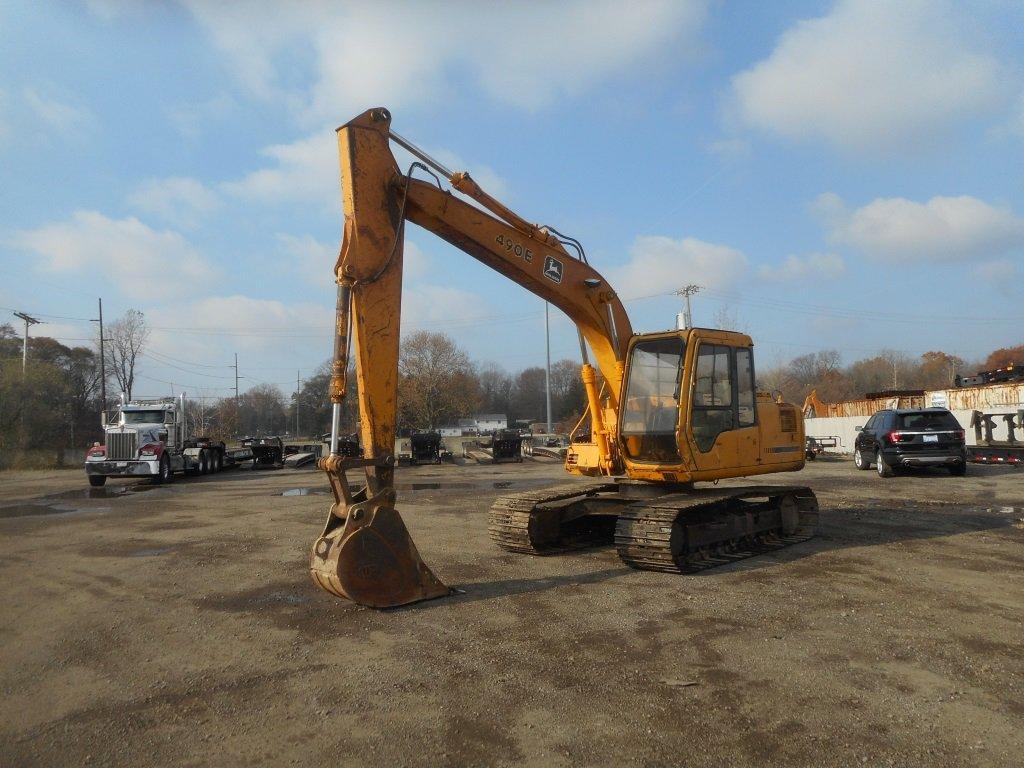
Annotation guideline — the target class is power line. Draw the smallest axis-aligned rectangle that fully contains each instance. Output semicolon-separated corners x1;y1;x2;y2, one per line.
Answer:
139;351;236;379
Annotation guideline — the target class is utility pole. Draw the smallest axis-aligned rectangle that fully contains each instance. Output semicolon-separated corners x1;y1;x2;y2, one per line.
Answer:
13;311;41;376
90;298;107;414
544;302;552;434
234;353;240;404
675;285;701;329
296;369;301;437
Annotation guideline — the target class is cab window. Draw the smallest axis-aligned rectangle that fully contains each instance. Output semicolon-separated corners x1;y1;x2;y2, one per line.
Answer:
620;337;685;462
692;344;734;452
736;347;756;428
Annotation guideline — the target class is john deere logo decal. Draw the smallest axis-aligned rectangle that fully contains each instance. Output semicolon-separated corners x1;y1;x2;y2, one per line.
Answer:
543;256;563;284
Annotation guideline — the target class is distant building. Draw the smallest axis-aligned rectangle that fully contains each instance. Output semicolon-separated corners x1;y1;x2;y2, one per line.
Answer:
438;416;504;437
473;414;507;432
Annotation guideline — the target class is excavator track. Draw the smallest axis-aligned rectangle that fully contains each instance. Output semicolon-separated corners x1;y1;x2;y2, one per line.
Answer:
488;482;618;554
614;486;818;573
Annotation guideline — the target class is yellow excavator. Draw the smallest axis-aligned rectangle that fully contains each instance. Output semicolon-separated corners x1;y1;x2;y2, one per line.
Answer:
310;108;817;608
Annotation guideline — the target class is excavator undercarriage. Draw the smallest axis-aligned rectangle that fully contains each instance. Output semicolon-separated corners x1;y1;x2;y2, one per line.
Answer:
489;482;818;572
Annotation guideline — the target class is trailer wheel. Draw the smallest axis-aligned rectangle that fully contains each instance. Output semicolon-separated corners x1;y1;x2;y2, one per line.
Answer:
88;475;106;487
199;449;210;474
212;451;222;472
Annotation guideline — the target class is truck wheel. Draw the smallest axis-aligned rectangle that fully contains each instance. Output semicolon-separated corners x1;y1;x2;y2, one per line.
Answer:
155;455;173;484
199;449;210;474
88;475;106;487
212;452;222;472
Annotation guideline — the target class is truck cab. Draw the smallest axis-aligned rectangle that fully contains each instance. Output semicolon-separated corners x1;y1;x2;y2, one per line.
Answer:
84;395;225;487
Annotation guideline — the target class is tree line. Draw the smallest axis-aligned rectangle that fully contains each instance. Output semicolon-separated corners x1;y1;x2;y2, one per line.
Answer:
1;310;1020;467
759;345;1024;406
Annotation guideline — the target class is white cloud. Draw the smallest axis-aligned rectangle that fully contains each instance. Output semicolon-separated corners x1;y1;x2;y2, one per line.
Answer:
609;235;748;299
23;87;95;134
127;177;221;229
226;129;511;209
815;192;1024;262
730;0;1007;151
277;232;336;285
146;294;327;356
402;284;490;332
221;131;338;203
759;252;845;281
184;1;707;124
8;211;216;299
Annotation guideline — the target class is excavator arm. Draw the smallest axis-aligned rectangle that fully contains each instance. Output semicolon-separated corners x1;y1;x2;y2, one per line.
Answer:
311;107;631;607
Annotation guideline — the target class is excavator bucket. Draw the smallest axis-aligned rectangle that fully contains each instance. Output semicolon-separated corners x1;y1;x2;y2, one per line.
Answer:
310;472;449;608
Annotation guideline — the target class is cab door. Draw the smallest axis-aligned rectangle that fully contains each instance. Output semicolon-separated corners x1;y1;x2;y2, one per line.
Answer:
686;343;759;475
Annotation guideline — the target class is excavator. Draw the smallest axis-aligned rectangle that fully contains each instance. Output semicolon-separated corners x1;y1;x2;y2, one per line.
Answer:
310;108;818;608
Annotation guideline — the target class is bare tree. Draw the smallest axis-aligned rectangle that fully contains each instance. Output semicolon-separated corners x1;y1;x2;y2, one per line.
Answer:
398;331;478;429
103;309;149;400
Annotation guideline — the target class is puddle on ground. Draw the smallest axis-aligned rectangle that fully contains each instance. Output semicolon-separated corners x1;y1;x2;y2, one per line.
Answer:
281;488;325;497
0;503;110;519
128;547;174;558
47;485;162;501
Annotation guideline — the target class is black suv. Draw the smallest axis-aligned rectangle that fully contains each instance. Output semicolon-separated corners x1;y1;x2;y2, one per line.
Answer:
854;408;966;477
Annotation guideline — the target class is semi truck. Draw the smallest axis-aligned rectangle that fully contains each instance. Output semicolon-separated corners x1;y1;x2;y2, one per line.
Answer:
84;395;246;486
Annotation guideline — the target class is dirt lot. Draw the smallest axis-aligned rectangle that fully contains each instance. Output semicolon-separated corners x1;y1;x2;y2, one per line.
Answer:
1;457;1022;767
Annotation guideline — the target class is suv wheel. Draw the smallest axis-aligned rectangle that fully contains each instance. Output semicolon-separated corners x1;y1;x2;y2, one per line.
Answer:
949;461;967;477
876;450;894;478
854;448;870;470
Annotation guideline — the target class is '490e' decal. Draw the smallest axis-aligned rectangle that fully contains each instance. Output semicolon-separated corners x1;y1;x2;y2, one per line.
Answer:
494;233;563;284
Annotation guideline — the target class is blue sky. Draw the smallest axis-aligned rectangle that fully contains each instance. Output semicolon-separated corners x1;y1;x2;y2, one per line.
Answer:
2;0;1022;401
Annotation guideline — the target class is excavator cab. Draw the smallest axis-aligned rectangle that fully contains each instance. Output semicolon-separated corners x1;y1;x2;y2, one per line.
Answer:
617;328;805;483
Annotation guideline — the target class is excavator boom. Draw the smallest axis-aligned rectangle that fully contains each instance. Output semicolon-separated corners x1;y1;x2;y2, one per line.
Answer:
312;107;631;607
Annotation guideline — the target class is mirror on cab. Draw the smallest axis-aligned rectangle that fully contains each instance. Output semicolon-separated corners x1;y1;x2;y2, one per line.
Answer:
854;426;863;432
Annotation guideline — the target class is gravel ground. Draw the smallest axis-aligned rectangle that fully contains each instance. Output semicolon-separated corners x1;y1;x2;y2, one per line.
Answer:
1;457;1022;767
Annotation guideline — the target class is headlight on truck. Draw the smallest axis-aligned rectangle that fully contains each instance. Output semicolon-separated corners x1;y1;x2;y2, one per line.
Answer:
87;442;106;458
139;443;160;458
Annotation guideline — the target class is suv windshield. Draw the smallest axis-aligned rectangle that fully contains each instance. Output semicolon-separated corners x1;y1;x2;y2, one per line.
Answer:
897;411;960;431
122;410;166;424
